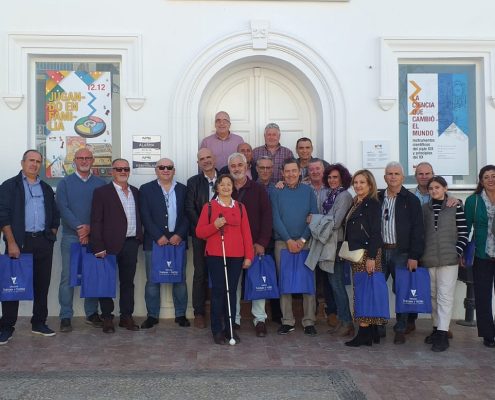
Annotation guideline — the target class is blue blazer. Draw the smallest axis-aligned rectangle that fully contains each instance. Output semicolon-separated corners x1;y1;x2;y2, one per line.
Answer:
139;180;189;251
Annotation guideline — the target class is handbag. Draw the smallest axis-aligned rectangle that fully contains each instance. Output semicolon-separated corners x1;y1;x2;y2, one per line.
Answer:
80;253;117;298
244;255;280;300
151;242;186;283
338;241;365;263
279;249;315;295
0;254;34;301
395;266;432;314
353;271;390;319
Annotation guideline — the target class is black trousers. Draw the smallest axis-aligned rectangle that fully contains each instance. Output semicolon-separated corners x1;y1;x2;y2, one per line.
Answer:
1;234;54;329
191;236;208;316
100;238;139;319
472;257;495;339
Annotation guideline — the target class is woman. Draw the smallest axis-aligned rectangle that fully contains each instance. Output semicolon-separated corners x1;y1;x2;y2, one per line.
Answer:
320;164;354;337
196;174;253;345
421;176;468;352
464;165;495;348
343;169;384;347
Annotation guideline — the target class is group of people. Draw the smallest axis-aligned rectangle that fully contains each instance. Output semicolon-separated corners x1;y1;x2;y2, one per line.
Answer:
0;110;494;352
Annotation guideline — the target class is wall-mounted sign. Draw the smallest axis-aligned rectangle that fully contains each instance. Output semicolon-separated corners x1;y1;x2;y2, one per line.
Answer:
132;135;161;174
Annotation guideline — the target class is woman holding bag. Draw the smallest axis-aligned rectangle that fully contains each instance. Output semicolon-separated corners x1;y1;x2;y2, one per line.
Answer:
421;176;468;352
196;174;253;345
464;165;495;348
342;169;385;347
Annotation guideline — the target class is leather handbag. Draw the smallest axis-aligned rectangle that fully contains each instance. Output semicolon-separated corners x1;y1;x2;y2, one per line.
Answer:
338;241;365;263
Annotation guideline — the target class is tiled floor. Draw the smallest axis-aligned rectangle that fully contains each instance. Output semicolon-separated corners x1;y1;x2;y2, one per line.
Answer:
1;315;494;399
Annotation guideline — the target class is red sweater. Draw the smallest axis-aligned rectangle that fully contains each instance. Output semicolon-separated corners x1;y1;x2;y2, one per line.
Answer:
195;200;254;261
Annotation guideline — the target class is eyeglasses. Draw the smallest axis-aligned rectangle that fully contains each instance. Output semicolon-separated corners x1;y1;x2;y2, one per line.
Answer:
258;166;273;170
75;157;93;161
156;165;174;171
113;167;130;172
384;208;390;221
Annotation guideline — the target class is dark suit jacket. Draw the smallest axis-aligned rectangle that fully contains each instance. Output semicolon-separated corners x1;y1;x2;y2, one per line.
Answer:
0;172;60;248
185;172;218;238
139;180;189;251
90;182;143;255
344;196;383;259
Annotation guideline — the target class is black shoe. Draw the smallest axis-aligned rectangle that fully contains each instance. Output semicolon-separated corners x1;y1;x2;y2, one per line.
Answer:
425;327;439;344
60;318;72;333
371;325;380;344
483;337;495;348
85;313;103;328
140;316;159;329
233;323;241;330
213;332;225;345
277;324;295;335
377;324;387;338
304;325;317;336
32;324;56;337
394;332;406;345
431;330;449;352
0;328;14;345
345;326;372;347
175;316;191;327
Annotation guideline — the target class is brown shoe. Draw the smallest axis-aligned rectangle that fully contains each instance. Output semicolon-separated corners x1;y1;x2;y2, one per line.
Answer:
327;313;338;328
404;321;416;334
394;332;406;344
340;323;355;338
194;315;206;329
118;317;139;331
327;320;343;334
447;330;453;339
102;319;115;334
255;322;267;337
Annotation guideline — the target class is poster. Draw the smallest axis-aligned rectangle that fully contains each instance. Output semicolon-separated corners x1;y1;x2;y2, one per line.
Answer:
132;135;161;174
44;71;112;177
362;141;390;169
407;73;469;176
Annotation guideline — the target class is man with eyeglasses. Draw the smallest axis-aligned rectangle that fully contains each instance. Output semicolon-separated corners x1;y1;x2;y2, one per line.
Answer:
378;161;424;345
56;148;105;333
139;158;190;329
0;150;60;345
90;158;143;333
200;111;244;170
185;148;219;328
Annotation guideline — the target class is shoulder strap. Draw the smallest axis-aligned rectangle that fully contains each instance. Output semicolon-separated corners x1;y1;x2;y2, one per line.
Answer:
208;201;212;223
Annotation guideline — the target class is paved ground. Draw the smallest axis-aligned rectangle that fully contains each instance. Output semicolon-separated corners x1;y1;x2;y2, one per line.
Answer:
0;317;493;400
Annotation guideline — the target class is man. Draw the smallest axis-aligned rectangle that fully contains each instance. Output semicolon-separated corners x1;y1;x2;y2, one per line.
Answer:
56;148;105;332
295;137;329;181
220;142;258;181
90;159;143;333
304;159;339;328
200;111;244;170
185;148;218;328
378;161;424;344
228;153;272;337
252;123;294;184
0;150;60;345
271;158;318;336
140;158;190;329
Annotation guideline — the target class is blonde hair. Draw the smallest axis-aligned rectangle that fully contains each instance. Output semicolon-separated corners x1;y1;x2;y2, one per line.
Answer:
352;169;378;200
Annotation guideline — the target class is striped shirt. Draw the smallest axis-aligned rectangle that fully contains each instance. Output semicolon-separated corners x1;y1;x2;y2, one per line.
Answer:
381;194;397;245
252;144;294;184
431;199;469;256
113;182;137;237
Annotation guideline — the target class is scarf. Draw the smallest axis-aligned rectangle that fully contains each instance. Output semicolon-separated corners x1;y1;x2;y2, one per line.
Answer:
322;187;345;215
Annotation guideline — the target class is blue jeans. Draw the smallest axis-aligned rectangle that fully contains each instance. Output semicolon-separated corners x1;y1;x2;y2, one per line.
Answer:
58;234;99;319
327;261;352;323
381;248;408;333
144;250;188;318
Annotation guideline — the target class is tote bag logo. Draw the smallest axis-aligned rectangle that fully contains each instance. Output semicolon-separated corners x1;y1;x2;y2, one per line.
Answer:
262;276;266;283
410;289;417;297
11;276;17;285
166;261;172;267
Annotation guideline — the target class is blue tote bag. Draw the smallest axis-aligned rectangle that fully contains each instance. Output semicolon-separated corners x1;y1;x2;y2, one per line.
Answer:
395;266;432;314
244;255;280;300
69;243;86;287
279;249;315;295
0;254;34;301
80;253;117;298
151;242;186;284
353;271;390;319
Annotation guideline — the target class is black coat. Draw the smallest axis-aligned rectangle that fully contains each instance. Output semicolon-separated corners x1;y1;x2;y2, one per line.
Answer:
344;196;382;259
378;186;425;261
185;172;218;237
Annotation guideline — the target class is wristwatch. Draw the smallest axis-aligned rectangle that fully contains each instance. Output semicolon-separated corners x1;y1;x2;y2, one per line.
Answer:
300;238;307;244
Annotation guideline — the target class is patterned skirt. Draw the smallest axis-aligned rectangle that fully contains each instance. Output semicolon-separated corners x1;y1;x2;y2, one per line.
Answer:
351;248;386;325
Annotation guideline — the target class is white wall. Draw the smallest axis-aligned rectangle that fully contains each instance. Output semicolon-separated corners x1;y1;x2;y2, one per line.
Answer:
1;0;495;319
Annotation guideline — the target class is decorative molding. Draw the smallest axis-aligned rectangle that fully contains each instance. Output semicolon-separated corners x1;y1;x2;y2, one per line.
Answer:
125;97;146;111
2;95;24;110
3;33;144;110
378;37;495;110
251;20;269;50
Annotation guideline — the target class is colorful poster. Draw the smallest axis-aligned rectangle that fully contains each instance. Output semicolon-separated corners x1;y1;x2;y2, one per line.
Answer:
407;73;469;176
44;71;112;177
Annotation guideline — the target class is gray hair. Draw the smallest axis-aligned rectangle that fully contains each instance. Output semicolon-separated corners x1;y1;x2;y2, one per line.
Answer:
256;156;273;166
414;161;434;176
227;152;247;165
264;122;280;134
385;161;404;175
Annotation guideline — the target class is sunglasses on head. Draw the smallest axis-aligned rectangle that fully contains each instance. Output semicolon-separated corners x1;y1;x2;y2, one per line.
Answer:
113;167;130;172
157;165;174;170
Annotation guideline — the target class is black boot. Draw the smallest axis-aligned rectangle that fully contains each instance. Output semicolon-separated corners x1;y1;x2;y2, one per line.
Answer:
431;330;449;352
424;327;438;344
345;326;372;347
371;325;380;344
